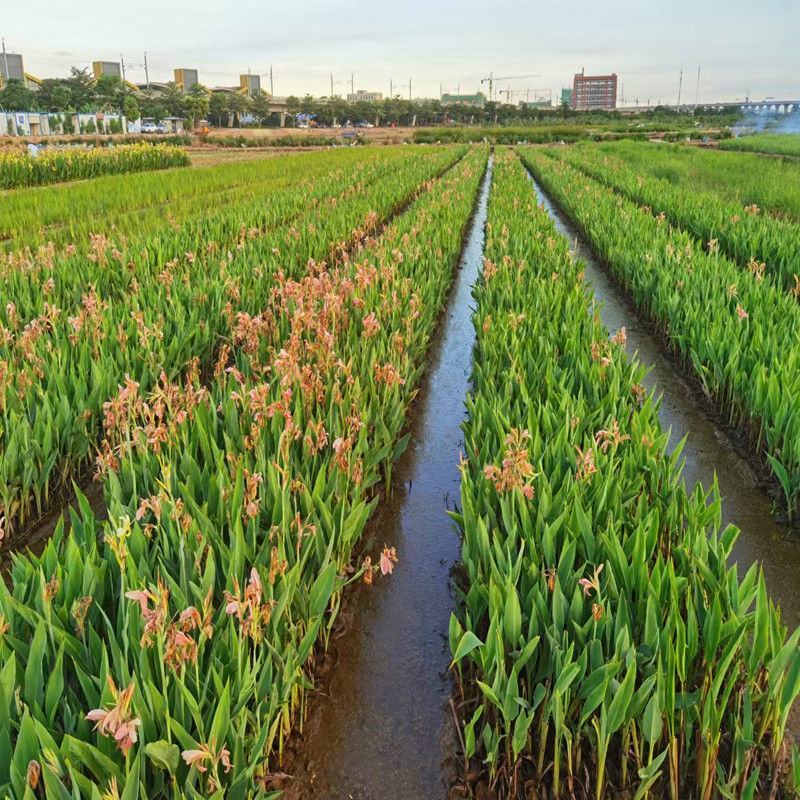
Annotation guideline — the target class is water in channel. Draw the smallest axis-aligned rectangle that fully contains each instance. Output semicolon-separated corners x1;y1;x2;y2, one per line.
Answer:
529;175;800;633
285;158;493;800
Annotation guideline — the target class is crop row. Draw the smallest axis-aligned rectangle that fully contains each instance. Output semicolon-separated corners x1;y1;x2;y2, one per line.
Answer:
593;140;800;223
0;144;190;190
519;148;800;520
549;145;800;293
719;134;800;158
0;151;311;254
0;145;465;537
449;148;800;799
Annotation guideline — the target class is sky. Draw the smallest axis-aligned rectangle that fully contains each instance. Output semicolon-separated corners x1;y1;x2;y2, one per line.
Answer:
4;0;799;104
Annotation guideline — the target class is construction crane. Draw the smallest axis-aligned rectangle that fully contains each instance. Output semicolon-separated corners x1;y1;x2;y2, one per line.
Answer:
481;73;540;102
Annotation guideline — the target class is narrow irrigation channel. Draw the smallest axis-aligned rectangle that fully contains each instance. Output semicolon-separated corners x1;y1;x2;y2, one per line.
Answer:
284;158;492;799
529;172;800;631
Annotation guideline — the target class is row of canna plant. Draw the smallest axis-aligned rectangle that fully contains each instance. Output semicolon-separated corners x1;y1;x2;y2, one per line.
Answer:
0;145;465;537
519;147;800;520
0;146;418;305
0;144;191;190
0;146;488;798
0;149;335;254
592;140;800;224
449;148;800;799
547;144;800;293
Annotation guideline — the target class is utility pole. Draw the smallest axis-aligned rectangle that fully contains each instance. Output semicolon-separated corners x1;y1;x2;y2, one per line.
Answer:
677;67;684;107
269;65;274;96
120;54;127;113
408;77;411;100
694;64;701;107
351;72;354;94
330;73;334;98
143;51;149;90
2;38;9;83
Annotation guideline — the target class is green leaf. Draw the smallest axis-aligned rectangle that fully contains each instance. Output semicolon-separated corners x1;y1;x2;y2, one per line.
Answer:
209;683;231;749
145;740;180;776
451;631;483;666
605;660;636;734
309;562;337;618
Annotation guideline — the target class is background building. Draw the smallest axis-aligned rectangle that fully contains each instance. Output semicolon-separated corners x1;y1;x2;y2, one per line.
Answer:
441;92;486;109
174;68;199;93
560;87;573;106
0;52;42;90
347;89;383;102
1;52;25;83
93;60;122;80
240;73;261;96
571;70;617;110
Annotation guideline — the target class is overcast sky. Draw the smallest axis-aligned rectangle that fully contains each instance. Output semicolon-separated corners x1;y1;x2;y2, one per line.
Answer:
5;0;799;104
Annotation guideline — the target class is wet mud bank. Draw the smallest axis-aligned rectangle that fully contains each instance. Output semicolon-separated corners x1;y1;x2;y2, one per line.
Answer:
283;158;493;800
528;174;800;632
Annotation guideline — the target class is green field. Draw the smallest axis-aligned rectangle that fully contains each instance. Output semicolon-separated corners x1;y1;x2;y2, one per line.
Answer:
0;141;798;799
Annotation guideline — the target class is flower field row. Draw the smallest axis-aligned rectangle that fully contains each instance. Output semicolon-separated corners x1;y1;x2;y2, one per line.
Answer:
0;145;465;537
0;144;190;190
449;148;800;799
519;148;800;519
593;140;800;223
0;146;488;797
548;145;800;293
719;134;800;158
0;150;318;254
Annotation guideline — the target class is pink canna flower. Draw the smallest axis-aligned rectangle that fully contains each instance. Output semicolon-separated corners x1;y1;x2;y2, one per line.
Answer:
181;740;232;776
85;676;141;755
182;749;209;772
379;545;398;576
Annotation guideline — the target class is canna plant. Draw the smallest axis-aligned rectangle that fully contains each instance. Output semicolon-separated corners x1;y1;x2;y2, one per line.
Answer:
549;144;800;292
449;149;800;799
0;147;489;797
0;143;190;190
0;145;466;538
520;147;800;519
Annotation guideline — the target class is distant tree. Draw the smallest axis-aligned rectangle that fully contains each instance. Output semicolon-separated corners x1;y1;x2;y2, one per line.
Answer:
208;92;228;127
285;95;301;126
0;79;36;111
65;67;96;110
94;75;126;111
161;82;187;118
138;91;168;122
185;84;209;127
85;117;97;134
226;92;251;126
123;95;140;123
250;92;273;125
36;79;73;112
